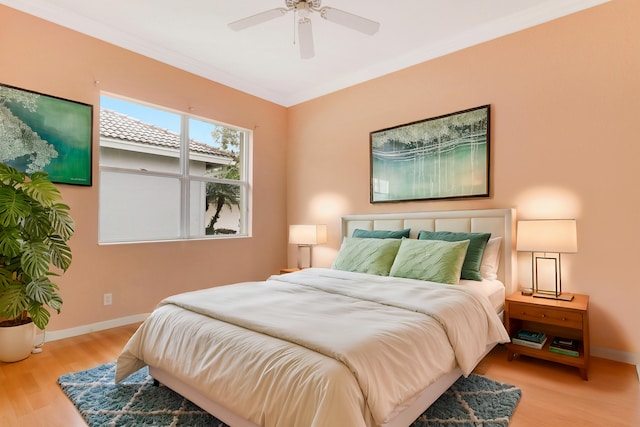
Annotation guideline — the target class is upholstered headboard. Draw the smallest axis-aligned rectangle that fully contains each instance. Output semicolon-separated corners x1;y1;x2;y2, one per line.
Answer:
341;208;517;295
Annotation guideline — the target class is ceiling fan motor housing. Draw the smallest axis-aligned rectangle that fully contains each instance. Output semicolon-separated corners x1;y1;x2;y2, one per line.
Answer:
287;0;322;10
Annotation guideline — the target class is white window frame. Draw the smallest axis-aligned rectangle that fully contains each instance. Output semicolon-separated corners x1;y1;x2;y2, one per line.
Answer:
98;95;252;244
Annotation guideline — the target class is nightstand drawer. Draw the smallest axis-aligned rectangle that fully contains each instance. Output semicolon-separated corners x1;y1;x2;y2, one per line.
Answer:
509;302;583;329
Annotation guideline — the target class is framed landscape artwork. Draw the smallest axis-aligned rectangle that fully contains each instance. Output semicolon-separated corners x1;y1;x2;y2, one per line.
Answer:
370;105;490;203
0;83;92;186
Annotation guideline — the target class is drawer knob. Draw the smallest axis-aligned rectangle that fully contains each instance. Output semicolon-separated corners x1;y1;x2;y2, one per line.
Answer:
541;314;546;318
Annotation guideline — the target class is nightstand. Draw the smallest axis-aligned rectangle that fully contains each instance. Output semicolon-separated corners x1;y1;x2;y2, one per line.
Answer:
279;268;302;274
504;292;590;380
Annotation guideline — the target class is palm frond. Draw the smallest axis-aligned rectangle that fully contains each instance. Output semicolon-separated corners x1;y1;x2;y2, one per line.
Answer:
47;291;62;313
26;277;56;304
46;235;72;271
0;268;15;289
0;163;25;186
0;283;29;319
0;187;31;227
22;171;61;207
28;303;50;330
23;206;52;239
20;241;49;279
0;227;22;259
49;203;75;240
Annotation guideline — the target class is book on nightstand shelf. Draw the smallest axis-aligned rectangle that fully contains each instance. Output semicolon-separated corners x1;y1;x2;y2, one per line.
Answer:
515;329;547;342
549;336;580;357
511;336;547;349
511;330;548;349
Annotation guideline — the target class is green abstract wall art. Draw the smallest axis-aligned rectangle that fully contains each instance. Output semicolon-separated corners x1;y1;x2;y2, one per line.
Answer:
0;83;92;186
370;105;489;203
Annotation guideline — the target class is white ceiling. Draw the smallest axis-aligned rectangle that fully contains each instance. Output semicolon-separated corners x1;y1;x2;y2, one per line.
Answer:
2;0;608;107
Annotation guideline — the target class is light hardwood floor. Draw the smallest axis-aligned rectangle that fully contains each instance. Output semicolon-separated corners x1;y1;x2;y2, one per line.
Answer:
0;323;638;427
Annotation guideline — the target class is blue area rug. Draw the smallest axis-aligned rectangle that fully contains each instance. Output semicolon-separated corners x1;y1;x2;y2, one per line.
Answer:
58;362;521;427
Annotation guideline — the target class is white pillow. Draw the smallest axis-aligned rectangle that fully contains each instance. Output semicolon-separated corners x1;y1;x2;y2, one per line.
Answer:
480;237;502;280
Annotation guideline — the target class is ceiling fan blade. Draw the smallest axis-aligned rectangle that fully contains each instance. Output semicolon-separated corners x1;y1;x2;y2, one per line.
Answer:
320;7;380;35
298;18;315;59
228;8;288;31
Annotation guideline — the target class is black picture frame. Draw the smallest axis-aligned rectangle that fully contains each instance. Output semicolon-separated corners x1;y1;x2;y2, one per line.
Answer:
370;105;490;203
0;83;93;186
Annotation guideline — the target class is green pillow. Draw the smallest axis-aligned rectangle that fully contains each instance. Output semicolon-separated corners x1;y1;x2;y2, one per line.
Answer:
417;230;491;281
332;237;401;276
352;228;410;239
389;239;470;284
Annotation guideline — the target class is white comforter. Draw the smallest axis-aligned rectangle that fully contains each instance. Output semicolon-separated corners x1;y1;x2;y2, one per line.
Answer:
116;268;509;427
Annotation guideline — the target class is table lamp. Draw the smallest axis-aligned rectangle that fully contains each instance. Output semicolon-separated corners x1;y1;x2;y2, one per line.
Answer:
288;224;328;268
516;219;577;301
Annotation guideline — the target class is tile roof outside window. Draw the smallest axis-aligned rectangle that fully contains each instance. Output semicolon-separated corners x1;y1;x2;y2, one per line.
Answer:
100;109;234;159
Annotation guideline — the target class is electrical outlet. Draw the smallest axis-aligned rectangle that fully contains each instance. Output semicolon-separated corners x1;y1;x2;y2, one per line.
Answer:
103;293;112;306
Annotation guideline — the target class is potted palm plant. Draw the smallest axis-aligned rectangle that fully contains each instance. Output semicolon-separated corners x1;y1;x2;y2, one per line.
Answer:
0;164;74;362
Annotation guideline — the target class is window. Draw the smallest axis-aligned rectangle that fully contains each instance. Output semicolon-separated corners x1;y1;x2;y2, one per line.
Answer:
98;95;251;243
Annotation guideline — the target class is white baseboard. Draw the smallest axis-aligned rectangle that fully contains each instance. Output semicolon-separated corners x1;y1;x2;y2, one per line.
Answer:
591;345;640;380
36;313;149;344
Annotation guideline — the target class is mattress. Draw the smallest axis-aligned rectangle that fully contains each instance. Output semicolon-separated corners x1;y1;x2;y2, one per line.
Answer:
460;278;506;313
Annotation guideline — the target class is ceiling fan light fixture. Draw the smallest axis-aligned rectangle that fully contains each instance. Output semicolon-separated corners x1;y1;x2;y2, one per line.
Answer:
295;0;312;17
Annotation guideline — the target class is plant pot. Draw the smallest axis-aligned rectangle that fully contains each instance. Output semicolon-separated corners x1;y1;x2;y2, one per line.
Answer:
0;320;35;362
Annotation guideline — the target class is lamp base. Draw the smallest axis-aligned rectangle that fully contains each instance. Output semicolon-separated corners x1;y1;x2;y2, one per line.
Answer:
533;292;574;302
296;244;313;269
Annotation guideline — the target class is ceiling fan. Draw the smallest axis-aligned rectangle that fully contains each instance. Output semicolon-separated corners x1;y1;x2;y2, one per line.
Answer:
228;0;380;59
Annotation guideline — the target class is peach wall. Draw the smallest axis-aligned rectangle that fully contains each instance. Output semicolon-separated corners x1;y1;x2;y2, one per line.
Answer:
0;6;288;331
288;0;640;359
2;2;638;361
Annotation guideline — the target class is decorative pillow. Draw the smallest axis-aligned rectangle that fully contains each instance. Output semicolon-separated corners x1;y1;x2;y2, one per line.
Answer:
417;230;491;281
389;239;470;285
332;237;402;276
352;228;410;239
480;237;502;280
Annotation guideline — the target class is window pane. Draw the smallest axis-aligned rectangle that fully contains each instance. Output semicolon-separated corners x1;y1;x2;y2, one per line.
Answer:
190;180;242;237
100;97;181;173
189;118;240;180
100;171;181;242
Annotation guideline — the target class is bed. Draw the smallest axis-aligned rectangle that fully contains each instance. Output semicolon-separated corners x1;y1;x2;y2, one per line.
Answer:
116;208;516;427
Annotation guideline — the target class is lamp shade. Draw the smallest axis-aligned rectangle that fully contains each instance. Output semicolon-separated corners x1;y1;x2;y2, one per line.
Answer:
516;219;577;253
289;224;328;245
